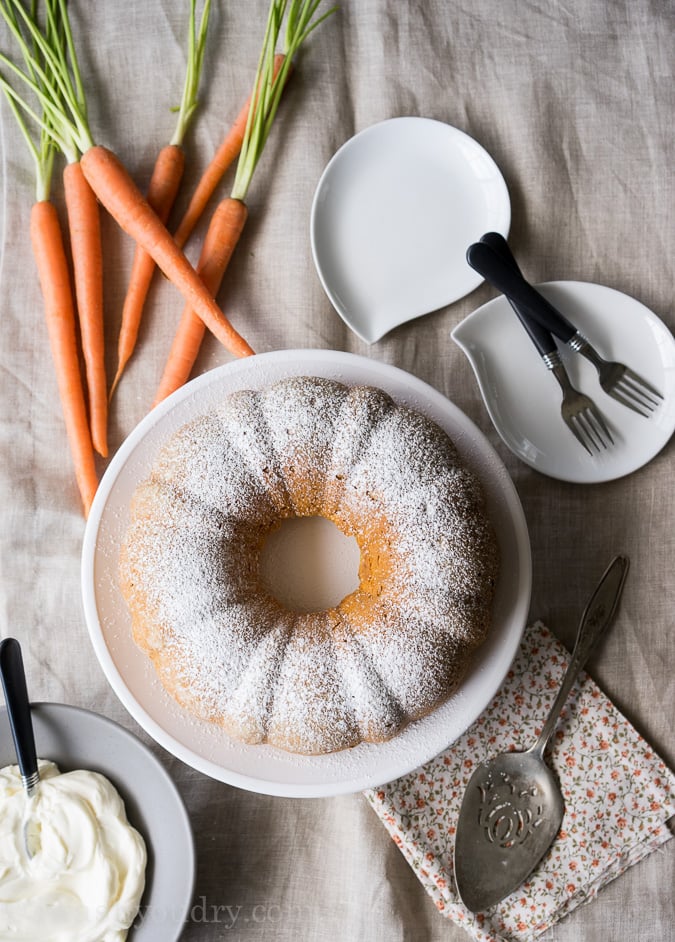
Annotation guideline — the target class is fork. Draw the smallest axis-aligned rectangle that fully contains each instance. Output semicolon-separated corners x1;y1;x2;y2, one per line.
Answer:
466;239;664;417
478;233;612;454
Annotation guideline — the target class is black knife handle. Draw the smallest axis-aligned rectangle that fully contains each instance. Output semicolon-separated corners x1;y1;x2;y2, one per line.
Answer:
467;240;576;344
0;638;38;783
479;231;524;276
478;232;559;359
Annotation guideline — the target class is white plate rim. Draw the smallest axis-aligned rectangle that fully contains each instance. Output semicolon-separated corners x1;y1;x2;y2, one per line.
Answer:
452;281;675;483
82;350;531;797
0;701;195;942
310;116;511;343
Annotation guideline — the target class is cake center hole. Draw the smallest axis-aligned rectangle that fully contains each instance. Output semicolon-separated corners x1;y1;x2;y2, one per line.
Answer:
259;516;361;613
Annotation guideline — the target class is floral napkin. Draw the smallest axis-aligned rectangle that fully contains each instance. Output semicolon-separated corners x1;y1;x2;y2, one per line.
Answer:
365;621;675;942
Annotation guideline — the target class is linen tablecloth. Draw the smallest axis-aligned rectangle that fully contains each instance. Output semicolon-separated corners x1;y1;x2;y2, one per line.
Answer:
0;2;673;940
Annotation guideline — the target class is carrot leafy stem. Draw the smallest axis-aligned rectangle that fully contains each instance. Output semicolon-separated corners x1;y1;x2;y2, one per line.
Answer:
0;0;93;162
231;0;336;202
0;0;57;199
171;0;212;147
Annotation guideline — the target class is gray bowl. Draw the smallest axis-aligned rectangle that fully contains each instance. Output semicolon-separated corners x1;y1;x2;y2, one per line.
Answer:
0;702;195;942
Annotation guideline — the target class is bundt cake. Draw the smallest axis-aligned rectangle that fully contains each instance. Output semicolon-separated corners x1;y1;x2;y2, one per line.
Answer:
119;376;499;755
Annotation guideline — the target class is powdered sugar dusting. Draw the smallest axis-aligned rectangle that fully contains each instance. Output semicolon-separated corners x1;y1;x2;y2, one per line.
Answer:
119;376;498;755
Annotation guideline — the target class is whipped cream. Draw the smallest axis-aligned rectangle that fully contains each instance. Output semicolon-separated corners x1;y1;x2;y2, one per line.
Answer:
0;759;146;942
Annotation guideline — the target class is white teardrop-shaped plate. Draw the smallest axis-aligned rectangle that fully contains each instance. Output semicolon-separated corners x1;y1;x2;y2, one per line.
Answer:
452;281;675;482
310;117;510;343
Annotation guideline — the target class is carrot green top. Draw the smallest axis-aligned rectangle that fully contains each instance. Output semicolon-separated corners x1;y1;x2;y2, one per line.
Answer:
170;0;212;148
0;0;93;165
231;0;336;202
0;0;64;200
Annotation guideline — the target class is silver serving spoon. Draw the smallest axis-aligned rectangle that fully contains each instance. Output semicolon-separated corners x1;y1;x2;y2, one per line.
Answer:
454;554;629;913
0;637;41;857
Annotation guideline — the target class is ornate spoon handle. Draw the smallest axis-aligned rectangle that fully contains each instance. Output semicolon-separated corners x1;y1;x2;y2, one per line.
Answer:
530;554;629;759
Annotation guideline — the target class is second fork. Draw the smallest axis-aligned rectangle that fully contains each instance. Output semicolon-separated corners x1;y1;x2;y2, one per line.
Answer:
466;238;663;417
477;232;612;454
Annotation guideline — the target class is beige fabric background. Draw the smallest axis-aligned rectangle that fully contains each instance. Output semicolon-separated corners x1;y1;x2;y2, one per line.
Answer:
0;1;673;940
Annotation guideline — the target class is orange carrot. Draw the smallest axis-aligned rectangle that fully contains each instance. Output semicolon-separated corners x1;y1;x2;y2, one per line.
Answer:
155;197;248;405
30;200;98;516
79;144;255;359
63;159;107;458
0;0;98;516
172;52;287;251
109;144;186;397
152;51;289;400
154;0;334;402
110;2;212;397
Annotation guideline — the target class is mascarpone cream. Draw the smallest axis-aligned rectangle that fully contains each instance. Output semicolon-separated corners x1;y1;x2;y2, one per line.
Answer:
0;759;146;942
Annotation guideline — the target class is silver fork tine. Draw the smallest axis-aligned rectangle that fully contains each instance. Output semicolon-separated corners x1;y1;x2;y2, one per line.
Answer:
568;334;662;416
566;418;593;457
568;412;602;455
554;362;612;454
606;385;651;418
623;368;664;402
583;417;606;452
577;408;610;453
618;373;662;407
585;402;614;445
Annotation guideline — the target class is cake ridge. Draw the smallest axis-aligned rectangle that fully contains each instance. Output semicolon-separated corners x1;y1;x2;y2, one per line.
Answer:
216;388;294;517
219;612;294;744
330;611;406;745
322;383;395;518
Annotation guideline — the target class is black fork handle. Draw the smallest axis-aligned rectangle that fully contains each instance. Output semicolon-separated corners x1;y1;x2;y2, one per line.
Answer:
477;232;559;359
467;238;577;345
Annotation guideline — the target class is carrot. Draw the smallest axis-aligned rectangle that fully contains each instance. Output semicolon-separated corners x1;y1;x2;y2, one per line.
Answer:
155;0;335;404
172;51;287;251
110;1;211;398
109;144;186;398
1;0;255;362
4;0;109;456
63;159;107;456
0;2;98;516
155;197;248;404
40;0;108;456
31;200;99;515
81;144;255;358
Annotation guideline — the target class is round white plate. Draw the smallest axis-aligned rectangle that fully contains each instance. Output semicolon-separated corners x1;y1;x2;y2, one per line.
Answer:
310;117;510;343
452;282;675;483
82;350;531;798
0;702;194;942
